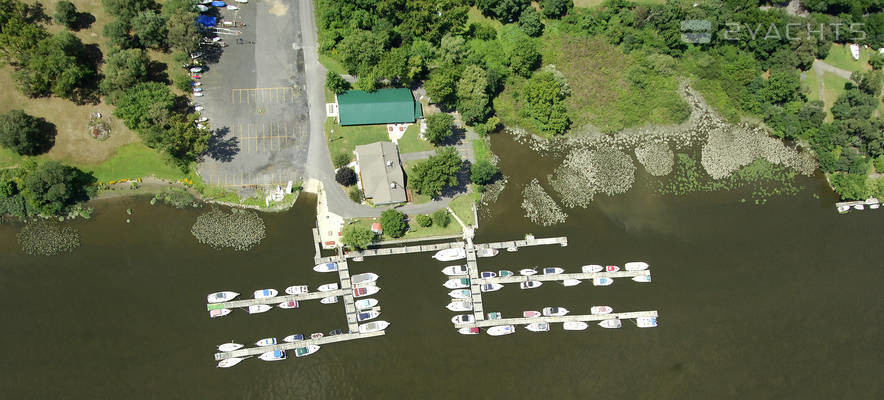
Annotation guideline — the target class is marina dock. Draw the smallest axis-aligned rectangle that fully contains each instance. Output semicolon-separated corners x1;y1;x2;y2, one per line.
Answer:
453;310;659;329
335;255;362;333
206;288;350;311
214;331;385;360
474;270;650;285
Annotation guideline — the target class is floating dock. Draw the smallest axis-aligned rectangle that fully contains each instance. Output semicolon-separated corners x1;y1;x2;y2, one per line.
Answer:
473;270;650;285
214;331;385;360
206;288;350;311
453;310;658;329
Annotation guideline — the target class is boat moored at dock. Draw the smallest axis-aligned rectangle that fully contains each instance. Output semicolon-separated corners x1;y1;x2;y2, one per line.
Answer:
433;248;466;261
605;265;620;272
519;268;537;276
253;289;278;299
498;270;514;277
480;271;496;278
477;248;499;258
593;277;613;286
543;267;564;275
446;301;473;312
598;319;622;329
451;314;474;324
581;265;603;273
313;262;338;272
278;300;299;309
255;338;277;346
487;325;516;336
636;317;658;327
525;322;550;332
353;286;380;298
442;265;469;276
351;273;379;285
248;304;272;314
591;306;613;315
217;342;243;352
310;332;323;340
208;291;239;303
284;285;308;295
210;308;231;318
520;281;542;290
624;262;649;271
295;345;320;357
481;283;503;292
358;320;390;333
357;310;380;322
320;296;338;304
317;283;339;292
443;278;470;289
563;321;588;331
458;327;480;335
562;279;581;286
259;350;286;361
523;310;541;318
355;298;378;309
283;334;304;343
449;289;472;299
632;275;651;283
543;307;569;317
217;357;245;368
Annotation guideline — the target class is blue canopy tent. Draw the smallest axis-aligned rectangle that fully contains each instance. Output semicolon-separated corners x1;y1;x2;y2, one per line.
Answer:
211;1;226;6
196;15;217;28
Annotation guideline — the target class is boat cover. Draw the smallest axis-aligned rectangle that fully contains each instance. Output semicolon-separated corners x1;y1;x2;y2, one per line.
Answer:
196;15;217;27
211;1;226;6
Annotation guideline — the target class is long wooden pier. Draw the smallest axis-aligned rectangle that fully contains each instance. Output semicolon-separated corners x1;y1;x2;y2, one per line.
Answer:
206;288;349;311
214;331;386;360
473;270;650;285
453;310;658;329
335;255;362;332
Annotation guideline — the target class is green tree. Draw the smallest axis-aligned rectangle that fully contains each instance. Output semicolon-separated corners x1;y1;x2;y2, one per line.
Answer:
54;1;78;29
759;70;801;105
830;172;869;200
161;0;196;18
103;19;134;49
523;71;571;135
0;110;53;155
113;82;176;129
101;0;154;22
333;152;352;168
476;0;529;22
851;70;882;96
100;48;150;97
155;112;211;168
425;113;454;145
409;147;462;197
870;53;883;70
380;209;407;238
132;10;167;49
518;7;544;37
470;160;499;185
166;11;200;53
335;167;357;186
326;71;350;95
501;27;540;77
425;64;460;108
0;0;49;62
416;214;432;227
542;0;573;18
432;209;450;227
456;65;491;125
13;31;95;100
355;67;379;92
172;71;193;92
337;30;385;74
831;89;878;121
342;224;374;249
19;160;95;216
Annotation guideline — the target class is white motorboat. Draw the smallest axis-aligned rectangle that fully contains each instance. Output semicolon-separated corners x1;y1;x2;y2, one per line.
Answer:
582;265;603;273
591;306;613;315
313;262;338;272
871;204;880;209
284;285;308;295
624;262;649;271
837;205;850;213
480;271;496;278
506;246;518;252
854;204;865;210
320;296;338;304
353;286;380;298
192;87;203;92
317;283;339;292
194;106;205;111
448;289;471;299
278;300;299;309
226;4;239;10
487;312;502;320
193;92;203;97
605;265;620;272
477;248;499;258
523;310;541;318
443;278;470;289
446;301;473;312
358;320;390;333
442;265;469;276
217;357;245;368
355;298;378;310
350;272;379;285
636;317;658;328
525;322;550;332
632;275;652;283
520;281;542;289
259;350;286;361
255;338;277;346
189;67;202;73
498;270;514;277
599;319;622;329
542;307;569;317
310;333;324;340
253;289;278;299
487;325;516;336
357;310;380;322
294;345;320;357
248;305;271;314
217;342;243;352
207;291;239;303
209;308;231;318
481;283;503;292
563;321;589;331
519;268;537;276
562;279;581;286
593;277;614;286
543;267;564;275
234;0;247;3
451;314;474;324
459;327;480;335
433;248;466;261
283;334;304;343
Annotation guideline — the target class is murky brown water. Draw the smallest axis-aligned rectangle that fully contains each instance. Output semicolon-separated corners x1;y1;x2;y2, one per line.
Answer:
0;133;881;399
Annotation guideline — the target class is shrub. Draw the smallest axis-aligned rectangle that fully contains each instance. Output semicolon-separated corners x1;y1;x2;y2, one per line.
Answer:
326;71;350;95
432;209;451;227
333;152;352;168
336;167;358;186
54;1;78;29
470;160;499;185
342;224;374;249
416;214;432;227
173;72;193;92
425;113;454;144
348;186;362;203
380;209;407;238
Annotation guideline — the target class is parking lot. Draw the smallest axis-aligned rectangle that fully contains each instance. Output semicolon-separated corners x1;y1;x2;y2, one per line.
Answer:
196;0;310;191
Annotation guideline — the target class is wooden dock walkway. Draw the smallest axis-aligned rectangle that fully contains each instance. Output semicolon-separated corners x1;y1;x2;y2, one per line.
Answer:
465;247;485;321
453;310;658;329
473;270;650;285
214;331;386;360
206;288;349;311
335;255;362;333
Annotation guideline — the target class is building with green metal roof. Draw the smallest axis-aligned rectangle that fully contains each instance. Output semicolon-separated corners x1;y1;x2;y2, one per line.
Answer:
336;88;423;126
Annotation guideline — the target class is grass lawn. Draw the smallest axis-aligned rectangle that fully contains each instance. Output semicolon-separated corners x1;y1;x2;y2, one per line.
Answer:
574;0;665;8
820;71;851;121
324;118;390;163
823;43;873;73
349;215;462;242
449;192;477;227
319;54;348;76
397;124;434;154
472;138;492;164
803;68;820;103
467;7;503;32
77;143;187;182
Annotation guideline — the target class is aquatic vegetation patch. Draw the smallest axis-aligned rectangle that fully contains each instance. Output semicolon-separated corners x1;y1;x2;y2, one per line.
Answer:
521;179;567;226
549;147;635;207
635;142;674;176
17;220;80;256
152;187;197;209
658;153;803;201
191;208;266;251
701;123;816;180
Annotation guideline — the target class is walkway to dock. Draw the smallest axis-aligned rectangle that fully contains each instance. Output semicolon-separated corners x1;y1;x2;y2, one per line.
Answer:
214;331;385;360
453;310;658;329
335;254;362;333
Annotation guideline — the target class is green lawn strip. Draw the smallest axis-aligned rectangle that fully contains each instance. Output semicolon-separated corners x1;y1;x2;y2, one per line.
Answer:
472;139;492;164
803;67;820;103
76;143;186;182
0;147;24;169
349;216;461;242
324;118;390;162
402;161;433;204
448;192;477;226
821;71;851;121
319;54;348;76
823;44;872;73
397;124;434;154
466;7;503;33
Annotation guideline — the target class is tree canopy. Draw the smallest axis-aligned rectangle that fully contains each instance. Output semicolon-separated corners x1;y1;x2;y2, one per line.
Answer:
409;147;462;197
342;224;374;249
54;1;78;29
425;113;454;145
326;71;350;95
12;31;96;100
380;209;407;238
17;160;96;216
522;71;571;135
100;48;150;97
470;160;499;185
0;110;54;155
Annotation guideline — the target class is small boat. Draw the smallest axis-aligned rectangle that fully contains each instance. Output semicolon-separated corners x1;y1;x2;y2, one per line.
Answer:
259;350;286;361
191;74;201;79
480;283;503;292
519;268;537;276
442;265;469;276
543;267;564;275
446;301;473;312
487;325;516;336
226;4;239;10
523;310;541;318
189;67;202;73
217;357;245;368
498;270;514;277
542;307;569;317
192;87;203;92
477;248;499;258
459;327;480;335
313;262;338;272
480;271;496;278
217;342;243;352
320;296;338;304
318;283;338;292
357;310;380;321
487;312;502;320
871;204;880;210
351;272;379;285
443;278;470;289
591;306;613;315
255;338;277;346
193;92;204;97
193;105;204;111
310;332;323;340
593;277;614;286
636;317;658;328
520;281;542;290
605;265;620;272
451;314;474;324
562;279;581;286
253;289;278;299
278;300;299;309
624;262;649;271
632;275;652;283
294;345;320;357
854;204;865;210
448;289;472;299
355;298;378;310
283;334;304;343
209;308;231;318
599;319;622;329
837;205;850;214
353;286;380;298
525;322;550;332
207;291;239;303
506;246;518;252
582;265;603;273
433;248;466;261
563;321;589;331
285;285;308;295
328;329;343;336
248;305;272;314
358;320;390;333
352;255;364;262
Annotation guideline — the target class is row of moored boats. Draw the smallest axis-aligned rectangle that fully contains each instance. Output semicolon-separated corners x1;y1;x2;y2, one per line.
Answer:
450;307;657;336
441;262;650;294
837;197;880;213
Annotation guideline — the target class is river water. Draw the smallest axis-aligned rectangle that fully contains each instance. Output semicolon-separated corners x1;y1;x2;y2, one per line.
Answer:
1;133;882;399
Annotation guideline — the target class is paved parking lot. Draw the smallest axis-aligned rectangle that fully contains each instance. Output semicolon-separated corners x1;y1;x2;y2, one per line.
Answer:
197;0;310;192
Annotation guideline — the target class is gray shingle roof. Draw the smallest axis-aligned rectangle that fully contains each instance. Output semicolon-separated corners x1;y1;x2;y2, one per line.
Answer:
355;142;407;204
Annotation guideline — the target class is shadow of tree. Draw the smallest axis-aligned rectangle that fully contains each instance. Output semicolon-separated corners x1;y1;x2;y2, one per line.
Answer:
205;126;240;162
439;160;471;198
71;44;103;105
148;60;169;84
33;117;57;155
73;12;95;31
